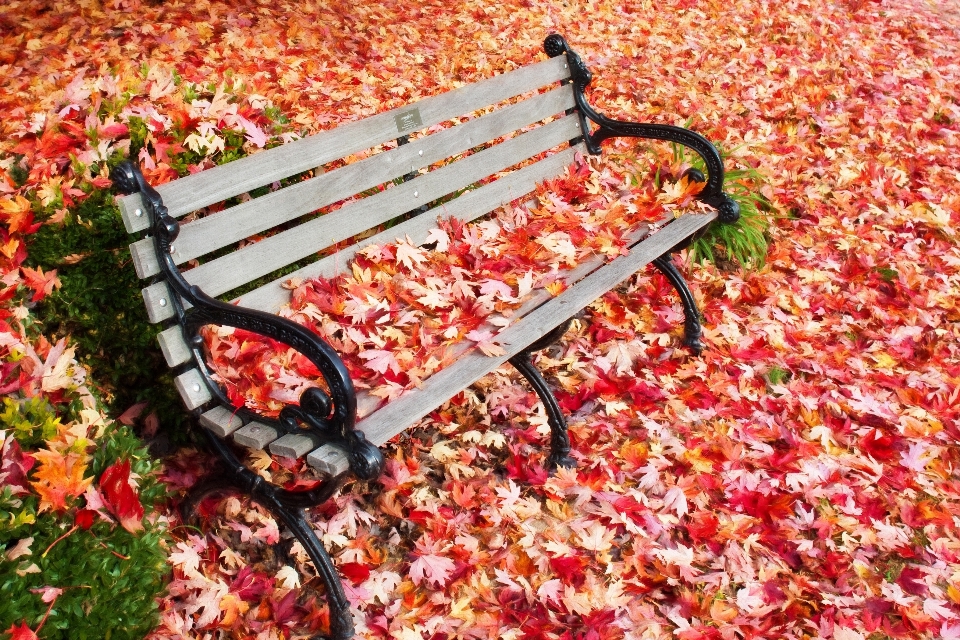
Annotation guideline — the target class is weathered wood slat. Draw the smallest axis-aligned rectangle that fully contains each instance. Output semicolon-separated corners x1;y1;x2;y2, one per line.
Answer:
117;56;571;233
141;141;583;324
199;406;244;438
306;444;351;477
233;423;279;450
157;325;191;367
347;202;661;421
174;115;582;302
356;212;717;446
129;86;575;279
239;143;585;313
175;368;213;411
270;433;321;459
142;281;176;324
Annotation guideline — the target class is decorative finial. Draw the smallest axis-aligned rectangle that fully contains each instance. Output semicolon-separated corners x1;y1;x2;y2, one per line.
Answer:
543;34;567;58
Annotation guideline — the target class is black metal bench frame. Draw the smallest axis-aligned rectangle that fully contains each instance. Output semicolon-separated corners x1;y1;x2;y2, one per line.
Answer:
112;34;738;640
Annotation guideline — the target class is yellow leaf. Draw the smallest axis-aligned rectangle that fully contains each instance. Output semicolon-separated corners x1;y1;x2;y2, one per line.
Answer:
545;281;566;296
870;352;897;370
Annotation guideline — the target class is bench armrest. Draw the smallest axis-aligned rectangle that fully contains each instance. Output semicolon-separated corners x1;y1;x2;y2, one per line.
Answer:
111;161;384;480
544;34;740;224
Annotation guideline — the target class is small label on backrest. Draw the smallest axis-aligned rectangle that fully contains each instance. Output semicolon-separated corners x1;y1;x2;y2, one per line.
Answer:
395;108;422;133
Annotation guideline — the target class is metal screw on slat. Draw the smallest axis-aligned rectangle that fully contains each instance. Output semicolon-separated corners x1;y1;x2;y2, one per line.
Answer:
418;150;423;156
192;384;201;392
135;208;143;217
159;298;167;307
414;191;419;197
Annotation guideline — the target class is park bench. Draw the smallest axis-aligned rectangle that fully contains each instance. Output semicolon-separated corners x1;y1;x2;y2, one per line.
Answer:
112;34;738;639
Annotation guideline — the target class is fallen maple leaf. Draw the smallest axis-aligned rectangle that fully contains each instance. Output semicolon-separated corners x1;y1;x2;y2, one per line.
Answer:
4;621;38;640
358;349;401;375
1;432;35;495
0;195;37;234
20;266;61;303
30;448;92;513
218;592;249;628
408;552;456;588
465;329;505;357
98;459;145;533
117;402;148;426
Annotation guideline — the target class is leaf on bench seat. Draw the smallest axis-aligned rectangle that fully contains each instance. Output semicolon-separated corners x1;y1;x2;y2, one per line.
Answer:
201;156;702;418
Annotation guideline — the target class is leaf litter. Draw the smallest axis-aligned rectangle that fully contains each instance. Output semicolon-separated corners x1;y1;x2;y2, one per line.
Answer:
2;0;960;638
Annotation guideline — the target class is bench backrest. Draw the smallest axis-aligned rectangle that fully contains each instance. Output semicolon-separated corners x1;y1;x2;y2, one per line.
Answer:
121;56;580;311
118;56;590;411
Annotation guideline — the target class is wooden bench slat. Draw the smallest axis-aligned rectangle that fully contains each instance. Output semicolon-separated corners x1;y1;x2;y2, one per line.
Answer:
175;368;213;411
270;433;321;459
143;143;585;324
157;325;192;367
199;405;244;438
356;212;717;447
142;281;176;323
238;143;585;313
140;140;582;325
117;56;571;233
306;444;351;477
129;86;576;280
233;422;280;450
348;205;662;421
171;115;582;303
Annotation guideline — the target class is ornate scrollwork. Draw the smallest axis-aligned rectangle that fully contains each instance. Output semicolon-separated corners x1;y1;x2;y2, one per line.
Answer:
716;195;741;223
184;301;359;445
543;34;566;59
347;437;386;481
110;160;380;482
109;161;140;195
542;34;741;225
278;386;385;480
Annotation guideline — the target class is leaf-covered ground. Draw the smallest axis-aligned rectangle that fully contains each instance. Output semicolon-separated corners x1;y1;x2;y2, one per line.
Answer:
3;0;960;638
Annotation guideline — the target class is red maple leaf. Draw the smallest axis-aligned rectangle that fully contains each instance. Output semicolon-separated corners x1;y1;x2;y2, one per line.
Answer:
98;459;145;533
4;621;38;640
338;562;371;586
230;566;275;601
0;434;35;495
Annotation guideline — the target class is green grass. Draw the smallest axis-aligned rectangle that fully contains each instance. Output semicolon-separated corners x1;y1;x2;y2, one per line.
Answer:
671;138;776;270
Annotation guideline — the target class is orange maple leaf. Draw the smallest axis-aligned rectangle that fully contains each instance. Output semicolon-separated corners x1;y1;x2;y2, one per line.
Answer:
0;196;36;234
29;448;93;513
20;266;61;303
0;237;19;261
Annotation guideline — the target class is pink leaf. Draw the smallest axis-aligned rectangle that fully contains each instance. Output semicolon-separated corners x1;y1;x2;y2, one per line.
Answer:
408;553;456;588
358;349;401;375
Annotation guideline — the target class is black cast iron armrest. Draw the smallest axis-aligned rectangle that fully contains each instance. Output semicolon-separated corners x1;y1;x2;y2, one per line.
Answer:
111;160;385;482
544;34;740;224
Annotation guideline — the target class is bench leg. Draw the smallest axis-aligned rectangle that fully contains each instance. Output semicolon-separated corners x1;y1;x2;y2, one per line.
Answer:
509;322;577;470
652;253;705;355
181;432;355;640
253;491;355;640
